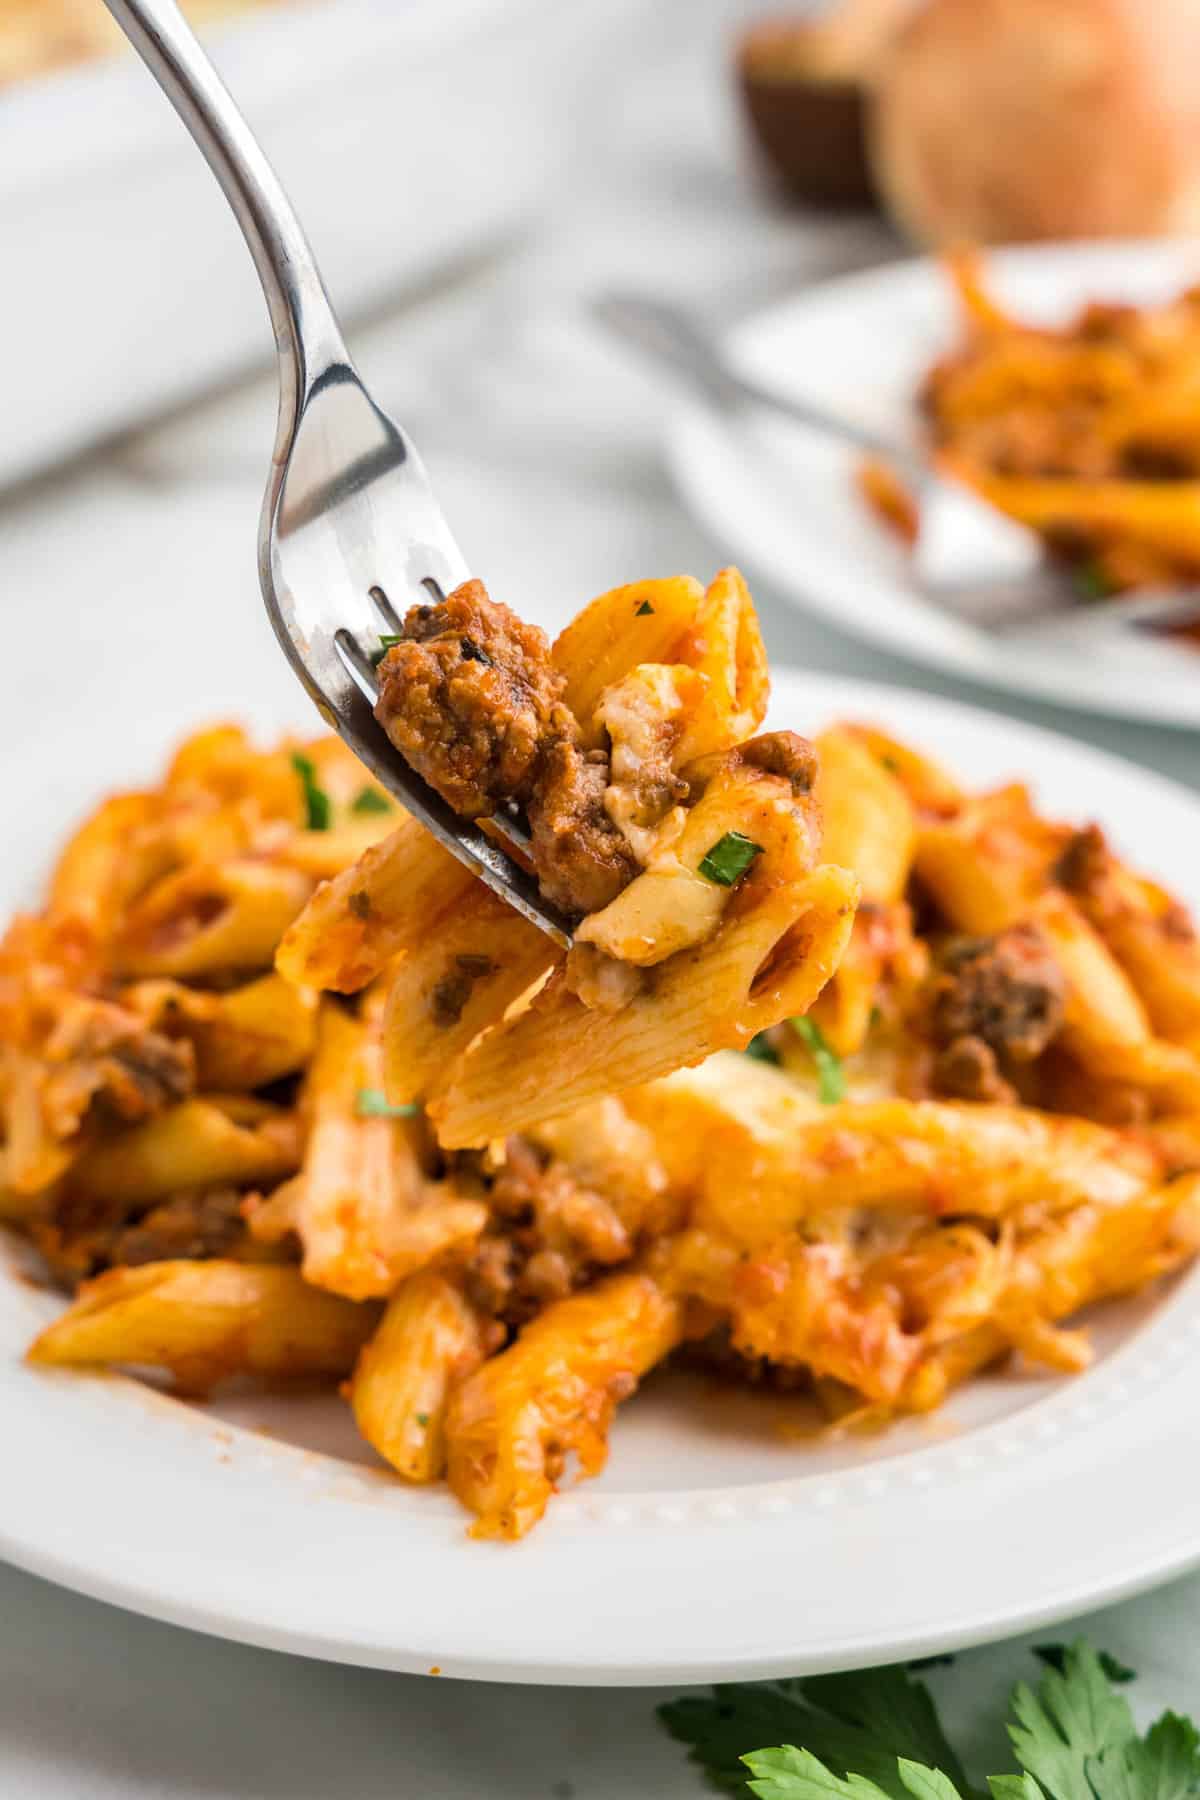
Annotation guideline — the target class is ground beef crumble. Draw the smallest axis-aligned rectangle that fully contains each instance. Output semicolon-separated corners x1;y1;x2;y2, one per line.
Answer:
1054;823;1110;896
737;730;818;796
527;740;636;915
927;924;1066;1103
374;581;563;817
461;1136;633;1327
374;580;636;916
39;997;195;1141
31;1186;248;1285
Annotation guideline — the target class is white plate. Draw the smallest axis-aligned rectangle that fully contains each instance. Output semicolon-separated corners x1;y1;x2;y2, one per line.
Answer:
668;241;1200;730
4;671;1200;1684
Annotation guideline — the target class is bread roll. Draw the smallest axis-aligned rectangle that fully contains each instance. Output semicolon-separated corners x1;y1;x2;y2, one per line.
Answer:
872;0;1200;245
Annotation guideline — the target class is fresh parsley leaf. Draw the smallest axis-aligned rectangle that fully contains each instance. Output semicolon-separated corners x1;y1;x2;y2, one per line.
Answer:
1008;1642;1137;1800
790;1017;846;1104
745;1032;781;1066
895;1764;967;1800
800;1669;972;1795
1088;1714;1200;1800
661;1687;814;1793
371;633;404;667
661;1665;971;1800
988;1777;1045;1800
636;599;655;616
355;1087;419;1120
743;1746;897;1800
350;786;392;816
1035;1649;1136;1686
699;831;763;887
291;753;331;832
415;1411;430;1427
662;1640;1181;1800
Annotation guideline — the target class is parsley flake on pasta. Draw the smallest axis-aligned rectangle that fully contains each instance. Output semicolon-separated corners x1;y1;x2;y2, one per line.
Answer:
698;831;763;887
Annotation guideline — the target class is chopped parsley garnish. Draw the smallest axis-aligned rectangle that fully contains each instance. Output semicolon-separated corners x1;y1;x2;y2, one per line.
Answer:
371;633;404;667
415;1412;430;1428
636;599;655;616
350;786;392;816
790;1016;845;1104
744;1032;781;1066
660;1640;1180;1800
291;753;331;832
699;831;763;887
355;1087;419;1120
1074;561;1116;603
880;754;901;774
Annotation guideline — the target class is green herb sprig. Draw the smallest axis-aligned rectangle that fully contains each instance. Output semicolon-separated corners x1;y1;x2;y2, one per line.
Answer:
699;832;763;887
790;1016;845;1104
350;786;393;816
291;753;331;832
659;1641;1195;1800
371;633;405;667
355;1087;419;1120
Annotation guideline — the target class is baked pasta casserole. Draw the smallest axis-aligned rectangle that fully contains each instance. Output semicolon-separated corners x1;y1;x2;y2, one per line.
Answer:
4;569;1199;1538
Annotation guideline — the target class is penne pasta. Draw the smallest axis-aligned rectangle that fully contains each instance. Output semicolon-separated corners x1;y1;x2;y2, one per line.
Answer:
28;1261;377;1391
429;862;858;1147
275;815;473;994
380;887;555;1105
552;576;707;741
272;1003;486;1300
67;1096;300;1210
444;1269;683;1538
349;1270;491;1483
115;860;314;979
127;972;318;1092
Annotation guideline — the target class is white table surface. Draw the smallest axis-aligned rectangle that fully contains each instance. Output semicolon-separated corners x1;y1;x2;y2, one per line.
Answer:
2;0;1199;1792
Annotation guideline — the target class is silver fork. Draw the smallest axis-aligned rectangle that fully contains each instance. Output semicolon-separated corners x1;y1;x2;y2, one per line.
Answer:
103;0;572;949
594;293;1200;642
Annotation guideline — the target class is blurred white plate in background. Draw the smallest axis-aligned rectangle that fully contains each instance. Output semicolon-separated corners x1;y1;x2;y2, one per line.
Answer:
668;241;1200;730
3;672;1200;1681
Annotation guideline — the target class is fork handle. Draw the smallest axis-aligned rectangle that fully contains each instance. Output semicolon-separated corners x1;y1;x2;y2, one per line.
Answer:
101;0;347;454
594;293;925;482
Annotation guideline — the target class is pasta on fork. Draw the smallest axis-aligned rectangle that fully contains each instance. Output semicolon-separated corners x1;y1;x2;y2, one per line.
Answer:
5;567;1200;1540
278;569;860;1144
